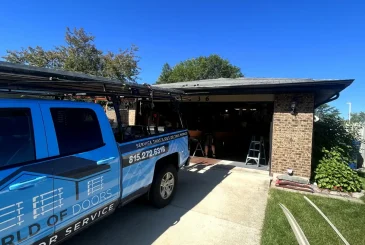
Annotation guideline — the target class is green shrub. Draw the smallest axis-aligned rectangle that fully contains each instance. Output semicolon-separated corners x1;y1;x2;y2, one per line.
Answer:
312;104;362;178
315;147;362;192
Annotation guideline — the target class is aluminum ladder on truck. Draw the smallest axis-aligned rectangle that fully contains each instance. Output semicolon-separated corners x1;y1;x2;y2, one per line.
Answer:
245;136;266;167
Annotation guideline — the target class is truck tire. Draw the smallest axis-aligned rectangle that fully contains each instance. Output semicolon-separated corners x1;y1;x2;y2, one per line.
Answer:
150;164;178;208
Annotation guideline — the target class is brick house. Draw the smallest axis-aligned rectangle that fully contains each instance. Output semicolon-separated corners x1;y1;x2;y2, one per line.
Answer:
153;78;353;179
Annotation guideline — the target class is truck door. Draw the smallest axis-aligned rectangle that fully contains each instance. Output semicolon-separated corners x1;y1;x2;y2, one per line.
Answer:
0;102;55;245
39;103;120;240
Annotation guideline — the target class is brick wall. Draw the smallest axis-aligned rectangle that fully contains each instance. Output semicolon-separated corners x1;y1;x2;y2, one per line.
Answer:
271;94;314;178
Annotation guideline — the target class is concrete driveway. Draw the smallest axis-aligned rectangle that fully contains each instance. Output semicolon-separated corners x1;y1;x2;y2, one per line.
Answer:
63;163;270;245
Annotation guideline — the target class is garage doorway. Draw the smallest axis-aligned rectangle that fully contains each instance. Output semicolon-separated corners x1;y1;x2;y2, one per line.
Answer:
154;101;273;171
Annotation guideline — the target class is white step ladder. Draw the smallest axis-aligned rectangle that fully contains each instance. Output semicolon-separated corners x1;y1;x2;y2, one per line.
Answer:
245;136;266;167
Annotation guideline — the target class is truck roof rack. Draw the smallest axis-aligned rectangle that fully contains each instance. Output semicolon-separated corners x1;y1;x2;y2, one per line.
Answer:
0;61;183;99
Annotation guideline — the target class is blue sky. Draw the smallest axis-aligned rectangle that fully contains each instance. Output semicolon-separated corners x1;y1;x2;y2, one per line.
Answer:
0;0;364;116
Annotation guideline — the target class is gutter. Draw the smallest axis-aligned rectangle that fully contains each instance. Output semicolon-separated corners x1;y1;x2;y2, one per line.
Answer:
314;92;339;109
279;203;310;245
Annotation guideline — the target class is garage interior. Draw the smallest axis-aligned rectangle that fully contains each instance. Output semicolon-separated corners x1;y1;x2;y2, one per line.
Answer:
152;99;274;170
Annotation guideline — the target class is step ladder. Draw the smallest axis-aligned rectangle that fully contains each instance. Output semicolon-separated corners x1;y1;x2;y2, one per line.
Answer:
191;138;205;157
245;136;266;167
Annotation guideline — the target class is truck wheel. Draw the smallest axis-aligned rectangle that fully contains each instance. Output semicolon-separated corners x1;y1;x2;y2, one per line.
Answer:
150;164;178;208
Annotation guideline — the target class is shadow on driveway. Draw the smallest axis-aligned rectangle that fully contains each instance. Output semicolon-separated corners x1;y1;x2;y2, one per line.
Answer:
63;163;235;245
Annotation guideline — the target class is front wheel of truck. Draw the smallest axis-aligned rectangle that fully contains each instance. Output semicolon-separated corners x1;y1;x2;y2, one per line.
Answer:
150;164;178;208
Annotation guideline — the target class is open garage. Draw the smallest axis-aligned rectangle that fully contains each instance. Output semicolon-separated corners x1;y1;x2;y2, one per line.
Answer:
156;77;353;178
105;77;353;178
153;96;274;171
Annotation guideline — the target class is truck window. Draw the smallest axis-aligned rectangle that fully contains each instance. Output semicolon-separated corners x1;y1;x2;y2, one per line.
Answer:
0;108;35;167
50;108;104;155
137;102;184;134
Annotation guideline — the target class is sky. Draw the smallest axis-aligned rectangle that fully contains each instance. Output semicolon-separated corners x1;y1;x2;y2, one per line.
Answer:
0;0;364;116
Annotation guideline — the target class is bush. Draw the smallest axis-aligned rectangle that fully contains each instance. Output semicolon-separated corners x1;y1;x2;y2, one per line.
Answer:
312;105;360;176
315;147;362;192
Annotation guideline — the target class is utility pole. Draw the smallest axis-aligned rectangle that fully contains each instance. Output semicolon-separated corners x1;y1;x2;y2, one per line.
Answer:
347;102;352;122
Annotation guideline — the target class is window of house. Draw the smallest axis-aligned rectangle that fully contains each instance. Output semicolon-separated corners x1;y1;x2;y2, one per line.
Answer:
0;108;35;167
50;108;104;155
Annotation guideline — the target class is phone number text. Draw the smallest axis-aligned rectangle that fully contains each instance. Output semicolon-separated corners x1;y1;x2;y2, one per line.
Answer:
124;144;169;166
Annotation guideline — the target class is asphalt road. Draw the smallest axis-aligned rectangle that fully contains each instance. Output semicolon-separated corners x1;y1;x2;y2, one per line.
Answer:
63;163;270;245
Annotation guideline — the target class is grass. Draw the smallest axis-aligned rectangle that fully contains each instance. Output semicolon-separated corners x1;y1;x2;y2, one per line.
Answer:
261;189;365;245
360;177;365;202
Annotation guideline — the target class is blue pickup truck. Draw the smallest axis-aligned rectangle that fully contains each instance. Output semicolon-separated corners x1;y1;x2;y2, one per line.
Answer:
0;62;190;245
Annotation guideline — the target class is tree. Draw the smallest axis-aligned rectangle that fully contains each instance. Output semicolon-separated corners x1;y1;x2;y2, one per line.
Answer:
350;112;365;125
315;104;341;118
158;63;172;83
156;54;243;84
313;104;361;175
3;27;140;82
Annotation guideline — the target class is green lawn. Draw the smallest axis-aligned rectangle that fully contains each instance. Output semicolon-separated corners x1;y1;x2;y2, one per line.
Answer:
261;189;365;245
361;177;365;202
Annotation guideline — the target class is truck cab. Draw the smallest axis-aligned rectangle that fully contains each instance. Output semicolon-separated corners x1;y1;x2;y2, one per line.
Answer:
0;62;189;245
